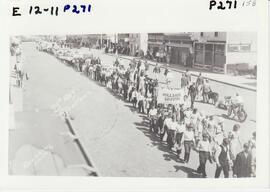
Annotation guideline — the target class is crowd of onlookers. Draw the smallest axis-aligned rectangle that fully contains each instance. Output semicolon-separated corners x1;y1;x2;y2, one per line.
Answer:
40;44;256;178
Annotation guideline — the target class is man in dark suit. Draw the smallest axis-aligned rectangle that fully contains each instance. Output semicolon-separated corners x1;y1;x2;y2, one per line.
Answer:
233;143;252;178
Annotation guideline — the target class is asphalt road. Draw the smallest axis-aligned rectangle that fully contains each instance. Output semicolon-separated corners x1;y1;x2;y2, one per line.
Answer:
10;42;256;177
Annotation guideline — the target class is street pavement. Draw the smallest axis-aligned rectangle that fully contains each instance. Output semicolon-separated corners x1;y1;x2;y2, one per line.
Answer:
9;42;256;177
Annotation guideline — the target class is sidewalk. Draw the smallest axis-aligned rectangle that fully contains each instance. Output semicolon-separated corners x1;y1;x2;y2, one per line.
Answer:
112;53;257;92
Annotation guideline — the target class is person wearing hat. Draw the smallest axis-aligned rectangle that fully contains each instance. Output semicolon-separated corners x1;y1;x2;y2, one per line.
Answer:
182;123;195;163
196;133;212;177
233;143;252;178
214;138;232;178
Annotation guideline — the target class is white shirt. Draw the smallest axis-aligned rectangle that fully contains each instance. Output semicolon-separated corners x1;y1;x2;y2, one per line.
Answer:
164;118;172;127
197;140;211;152
176;123;185;133
169;121;179;131
149;108;157;116
183;130;194;141
215;144;231;164
132;91;138;99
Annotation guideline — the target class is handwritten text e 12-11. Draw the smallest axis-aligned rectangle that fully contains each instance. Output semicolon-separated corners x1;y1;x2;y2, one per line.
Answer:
12;4;92;16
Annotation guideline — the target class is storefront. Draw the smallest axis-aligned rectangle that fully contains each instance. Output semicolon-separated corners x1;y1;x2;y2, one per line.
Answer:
194;41;226;73
166;42;193;66
164;34;194;66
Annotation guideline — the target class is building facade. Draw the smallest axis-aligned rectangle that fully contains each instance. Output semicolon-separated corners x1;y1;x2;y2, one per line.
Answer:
128;33;148;56
164;33;194;66
147;33;166;58
193;32;227;73
193;32;257;74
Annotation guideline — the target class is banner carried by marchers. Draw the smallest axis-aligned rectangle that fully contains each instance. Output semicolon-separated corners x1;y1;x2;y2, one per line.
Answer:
157;87;183;105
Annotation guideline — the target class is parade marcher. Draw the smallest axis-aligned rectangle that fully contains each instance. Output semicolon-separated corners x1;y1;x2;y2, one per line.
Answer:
157;111;166;140
137;90;145;114
214;138;231;178
131;89;138;108
188;82;197;109
148;105;158;132
162;113;172;142
228;124;242;162
182;123;195;163
214;117;227;145
175;120;185;157
182;95;190;112
167;115;177;150
196;133;212;178
233;143;253;178
206;115;215;142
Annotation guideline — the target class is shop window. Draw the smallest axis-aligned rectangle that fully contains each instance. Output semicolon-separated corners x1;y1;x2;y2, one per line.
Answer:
195;43;204;50
215;44;225;54
227;44;239;52
205;44;214;51
240;44;251;52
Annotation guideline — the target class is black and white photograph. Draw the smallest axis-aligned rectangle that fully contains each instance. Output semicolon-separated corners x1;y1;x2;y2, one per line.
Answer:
9;32;257;178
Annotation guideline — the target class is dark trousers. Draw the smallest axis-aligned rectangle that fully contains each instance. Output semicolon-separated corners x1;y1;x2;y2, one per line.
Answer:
132;98;137;108
123;88;128;100
190;96;196;109
215;162;229;178
138;100;144;113
184;140;193;163
167;130;175;149
160;126;167;141
197;151;210;176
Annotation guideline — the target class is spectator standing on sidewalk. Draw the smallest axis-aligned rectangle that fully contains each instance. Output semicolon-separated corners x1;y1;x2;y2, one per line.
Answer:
188;82;197;109
202;79;211;103
181;73;188;95
185;69;191;86
196;73;204;100
214;138;231;178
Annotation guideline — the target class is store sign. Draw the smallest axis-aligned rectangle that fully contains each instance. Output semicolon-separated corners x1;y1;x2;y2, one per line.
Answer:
157;88;183;104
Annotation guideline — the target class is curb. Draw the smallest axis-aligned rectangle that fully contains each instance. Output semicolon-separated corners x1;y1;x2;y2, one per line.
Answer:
64;115;99;176
107;53;256;92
